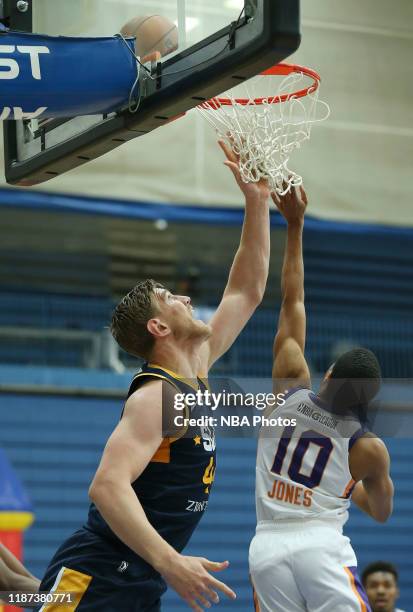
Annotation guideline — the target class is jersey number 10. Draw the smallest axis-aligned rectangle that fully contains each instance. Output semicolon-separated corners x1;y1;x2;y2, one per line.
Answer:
271;427;333;489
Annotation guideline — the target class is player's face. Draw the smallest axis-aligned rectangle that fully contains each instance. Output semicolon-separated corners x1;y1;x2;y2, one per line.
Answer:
365;571;399;612
154;288;210;340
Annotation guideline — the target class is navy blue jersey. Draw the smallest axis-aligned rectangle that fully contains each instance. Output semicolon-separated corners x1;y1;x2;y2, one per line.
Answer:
86;363;217;553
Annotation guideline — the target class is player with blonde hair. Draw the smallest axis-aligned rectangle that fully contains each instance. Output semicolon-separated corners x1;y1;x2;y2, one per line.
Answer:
36;141;272;612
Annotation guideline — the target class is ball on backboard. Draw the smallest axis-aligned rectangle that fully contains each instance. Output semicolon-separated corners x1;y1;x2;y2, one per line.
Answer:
120;15;179;61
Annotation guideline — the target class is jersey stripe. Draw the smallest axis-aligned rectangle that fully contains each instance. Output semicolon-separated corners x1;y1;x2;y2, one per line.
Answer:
147;363;200;391
341;478;356;499
344;566;369;612
132;371;180;391
39;566;92;611
152;438;171;463
251;583;261;612
349;427;367;450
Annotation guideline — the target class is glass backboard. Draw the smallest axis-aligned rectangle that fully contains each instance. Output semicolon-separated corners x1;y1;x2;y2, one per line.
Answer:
3;0;300;186
33;0;246;55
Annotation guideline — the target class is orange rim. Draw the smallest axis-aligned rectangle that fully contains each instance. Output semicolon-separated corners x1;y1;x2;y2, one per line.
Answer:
199;63;320;109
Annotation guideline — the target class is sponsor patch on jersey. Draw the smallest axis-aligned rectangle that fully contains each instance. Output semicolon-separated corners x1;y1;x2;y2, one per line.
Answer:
186;500;209;512
297;403;339;430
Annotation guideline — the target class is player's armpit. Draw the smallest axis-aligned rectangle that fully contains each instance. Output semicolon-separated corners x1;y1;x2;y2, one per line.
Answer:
349;435;394;523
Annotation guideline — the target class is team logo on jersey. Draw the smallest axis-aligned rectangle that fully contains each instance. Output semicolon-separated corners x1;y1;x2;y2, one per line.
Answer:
117;561;129;573
200;423;216;452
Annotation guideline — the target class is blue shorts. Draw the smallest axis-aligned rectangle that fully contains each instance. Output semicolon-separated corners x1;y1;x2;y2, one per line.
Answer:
36;528;167;611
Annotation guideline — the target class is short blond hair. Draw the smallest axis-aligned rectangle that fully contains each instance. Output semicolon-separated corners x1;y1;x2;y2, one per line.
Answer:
111;279;164;359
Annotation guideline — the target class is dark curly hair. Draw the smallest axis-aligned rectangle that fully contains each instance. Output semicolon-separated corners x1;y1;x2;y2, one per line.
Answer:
362;561;398;586
325;348;382;415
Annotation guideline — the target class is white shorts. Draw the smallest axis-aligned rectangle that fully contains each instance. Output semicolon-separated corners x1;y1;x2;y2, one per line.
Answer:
249;522;371;612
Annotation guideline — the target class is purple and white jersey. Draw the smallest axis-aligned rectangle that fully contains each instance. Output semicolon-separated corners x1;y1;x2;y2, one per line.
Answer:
256;388;364;529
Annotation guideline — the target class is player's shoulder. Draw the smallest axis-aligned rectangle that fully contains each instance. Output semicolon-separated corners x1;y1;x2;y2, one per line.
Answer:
128;363;182;399
125;378;163;411
351;432;388;456
283;385;312;402
349;433;390;480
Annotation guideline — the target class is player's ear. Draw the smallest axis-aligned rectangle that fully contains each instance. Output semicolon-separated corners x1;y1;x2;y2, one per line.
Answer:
147;318;170;339
324;363;335;381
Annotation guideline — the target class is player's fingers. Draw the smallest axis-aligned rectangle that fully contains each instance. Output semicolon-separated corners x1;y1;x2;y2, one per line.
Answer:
282;179;290;199
272;191;281;207
201;587;219;605
202;559;229;572
293;184;302;204
218;139;232;159
300;185;308;205
194;592;211;609
226;133;242;162
185;593;203;612
218;140;237;163
208;576;236;600
223;161;241;181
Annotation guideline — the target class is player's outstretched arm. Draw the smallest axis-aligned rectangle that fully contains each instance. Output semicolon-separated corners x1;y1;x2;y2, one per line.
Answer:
204;140;271;370
272;185;311;394
88;381;235;611
349;435;394;523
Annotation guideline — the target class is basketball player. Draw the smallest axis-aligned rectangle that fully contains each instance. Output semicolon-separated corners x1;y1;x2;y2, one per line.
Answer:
0;543;40;596
362;562;406;612
249;184;394;611
120;15;179;64
36;141;271;612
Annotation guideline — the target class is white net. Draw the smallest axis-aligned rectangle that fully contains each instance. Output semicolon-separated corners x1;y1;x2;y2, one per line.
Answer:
197;66;330;195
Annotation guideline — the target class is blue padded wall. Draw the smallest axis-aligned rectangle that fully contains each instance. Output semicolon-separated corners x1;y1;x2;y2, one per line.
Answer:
0;394;411;611
2;291;413;377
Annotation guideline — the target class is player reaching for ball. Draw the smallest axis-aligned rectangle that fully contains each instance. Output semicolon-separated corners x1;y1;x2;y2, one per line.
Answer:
35;141;271;612
249;184;394;611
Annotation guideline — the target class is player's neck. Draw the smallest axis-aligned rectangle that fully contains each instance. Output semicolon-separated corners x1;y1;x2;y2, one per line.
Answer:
149;340;203;379
316;390;328;404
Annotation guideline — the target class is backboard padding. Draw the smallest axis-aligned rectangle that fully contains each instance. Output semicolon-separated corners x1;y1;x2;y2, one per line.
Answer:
3;0;300;186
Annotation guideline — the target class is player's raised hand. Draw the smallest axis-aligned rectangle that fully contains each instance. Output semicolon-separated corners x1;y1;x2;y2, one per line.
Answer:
159;554;236;611
272;182;308;223
219;140;270;201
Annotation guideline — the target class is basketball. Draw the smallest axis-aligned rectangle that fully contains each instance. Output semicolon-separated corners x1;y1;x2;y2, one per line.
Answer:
1;2;412;611
120;14;178;59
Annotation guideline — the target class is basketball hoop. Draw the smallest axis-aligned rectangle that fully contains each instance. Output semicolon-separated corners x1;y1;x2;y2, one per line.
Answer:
197;63;330;195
